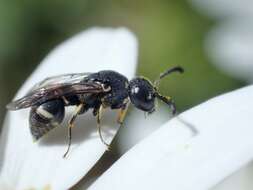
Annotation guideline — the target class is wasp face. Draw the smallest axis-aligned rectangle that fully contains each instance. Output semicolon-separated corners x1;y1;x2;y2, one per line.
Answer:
128;78;156;113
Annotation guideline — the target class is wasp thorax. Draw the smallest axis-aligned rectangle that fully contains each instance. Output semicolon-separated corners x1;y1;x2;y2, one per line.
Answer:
87;70;129;109
128;78;155;113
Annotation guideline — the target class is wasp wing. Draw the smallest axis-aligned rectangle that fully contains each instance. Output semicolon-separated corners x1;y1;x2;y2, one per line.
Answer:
7;73;104;110
29;73;92;91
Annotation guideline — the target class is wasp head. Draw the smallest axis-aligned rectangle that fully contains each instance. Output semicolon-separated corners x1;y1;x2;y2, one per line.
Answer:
128;66;184;115
128;77;156;113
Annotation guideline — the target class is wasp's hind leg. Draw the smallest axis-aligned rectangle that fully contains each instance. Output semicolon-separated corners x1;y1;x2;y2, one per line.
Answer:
29;99;65;141
63;103;84;158
95;105;111;150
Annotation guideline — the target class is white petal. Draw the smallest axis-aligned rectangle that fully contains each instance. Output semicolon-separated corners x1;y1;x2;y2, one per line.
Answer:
189;0;253;83
206;20;253;82
0;27;138;190
116;106;171;154
189;0;253;18
212;161;253;190
88;85;253;190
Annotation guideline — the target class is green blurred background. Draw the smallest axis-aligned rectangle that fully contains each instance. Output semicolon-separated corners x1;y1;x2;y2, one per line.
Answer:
0;0;245;126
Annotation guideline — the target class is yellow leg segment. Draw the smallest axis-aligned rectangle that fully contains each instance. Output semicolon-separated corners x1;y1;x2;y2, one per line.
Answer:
63;104;84;158
97;106;111;150
117;103;129;125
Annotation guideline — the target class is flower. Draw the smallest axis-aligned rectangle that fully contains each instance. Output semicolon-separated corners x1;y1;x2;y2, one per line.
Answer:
0;27;138;190
1;25;253;190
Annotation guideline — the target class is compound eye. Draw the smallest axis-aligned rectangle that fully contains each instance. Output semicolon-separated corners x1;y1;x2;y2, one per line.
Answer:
129;78;155;112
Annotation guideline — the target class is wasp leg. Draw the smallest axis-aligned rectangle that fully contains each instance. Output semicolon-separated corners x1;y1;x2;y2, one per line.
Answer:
97;105;111;150
164;96;176;115
166;96;176;115
117;103;129;126
155;93;177;115
63;103;84;158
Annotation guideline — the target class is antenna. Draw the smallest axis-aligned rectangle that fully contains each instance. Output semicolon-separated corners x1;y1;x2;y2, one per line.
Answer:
154;66;184;89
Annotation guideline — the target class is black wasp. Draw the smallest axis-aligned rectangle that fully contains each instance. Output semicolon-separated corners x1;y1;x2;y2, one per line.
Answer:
7;66;184;157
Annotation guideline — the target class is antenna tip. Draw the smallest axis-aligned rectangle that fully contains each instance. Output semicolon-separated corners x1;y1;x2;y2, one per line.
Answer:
175;66;184;73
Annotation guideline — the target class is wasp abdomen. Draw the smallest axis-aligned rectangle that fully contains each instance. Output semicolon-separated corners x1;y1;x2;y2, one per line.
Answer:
29;99;65;140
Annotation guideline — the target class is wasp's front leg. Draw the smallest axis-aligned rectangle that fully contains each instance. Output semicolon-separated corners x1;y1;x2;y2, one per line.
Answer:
155;93;177;115
117;101;129;126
